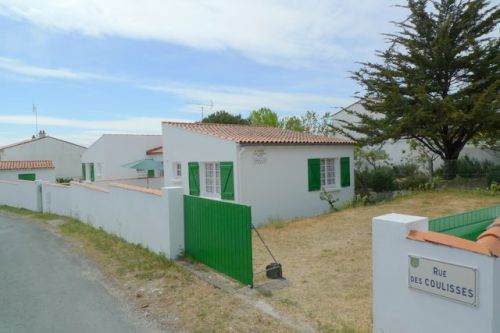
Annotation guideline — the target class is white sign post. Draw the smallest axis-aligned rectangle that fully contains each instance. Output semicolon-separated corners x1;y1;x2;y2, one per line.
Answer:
408;255;478;307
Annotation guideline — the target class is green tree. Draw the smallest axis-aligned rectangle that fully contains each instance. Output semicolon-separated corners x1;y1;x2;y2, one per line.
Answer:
336;0;499;179
301;111;335;135
202;110;249;124
279;116;305;131
248;107;279;127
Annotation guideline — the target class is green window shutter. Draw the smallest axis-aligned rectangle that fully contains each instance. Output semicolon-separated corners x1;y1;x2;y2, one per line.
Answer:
188;162;200;196
308;159;321;191
220;161;235;201
90;163;95;181
82;163;86;180
147;169;155;178
18;173;36;181
340;157;351;187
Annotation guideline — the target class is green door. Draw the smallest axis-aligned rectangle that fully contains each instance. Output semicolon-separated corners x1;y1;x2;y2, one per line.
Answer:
147;169;155;178
18;173;36;181
184;195;253;286
90;163;95;181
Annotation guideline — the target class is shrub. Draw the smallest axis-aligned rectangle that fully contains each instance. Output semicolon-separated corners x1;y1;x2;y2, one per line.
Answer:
456;156;495;178
392;163;419;178
397;173;429;190
486;166;500;186
356;167;398;193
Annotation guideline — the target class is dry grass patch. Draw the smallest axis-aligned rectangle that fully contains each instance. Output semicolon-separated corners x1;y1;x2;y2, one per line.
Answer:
252;190;500;333
58;219;297;333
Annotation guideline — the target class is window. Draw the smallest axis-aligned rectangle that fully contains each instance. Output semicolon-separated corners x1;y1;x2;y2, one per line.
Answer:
320;158;336;187
204;162;220;196
173;162;182;178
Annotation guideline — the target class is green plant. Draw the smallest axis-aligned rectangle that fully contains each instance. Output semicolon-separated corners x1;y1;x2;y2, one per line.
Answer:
486;166;500;186
320;188;339;211
56;177;73;184
397;173;428;190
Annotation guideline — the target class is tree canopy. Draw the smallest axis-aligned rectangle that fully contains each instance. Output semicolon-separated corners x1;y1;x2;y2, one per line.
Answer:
201;110;249;125
335;0;499;179
248;108;280;127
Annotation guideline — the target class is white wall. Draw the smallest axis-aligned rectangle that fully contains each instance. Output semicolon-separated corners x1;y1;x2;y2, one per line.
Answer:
41;182;72;216
0;168;56;182
0;136;86;178
67;182;183;258
162;124;239;196
82;134;162;181
95;177;164;190
239;145;355;225
0;180;41;211
372;214;499;333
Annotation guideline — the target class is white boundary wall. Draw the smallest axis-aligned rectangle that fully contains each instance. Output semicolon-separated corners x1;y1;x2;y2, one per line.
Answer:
373;214;499;333
1;180;184;259
41;182;72;216
0;180;41;211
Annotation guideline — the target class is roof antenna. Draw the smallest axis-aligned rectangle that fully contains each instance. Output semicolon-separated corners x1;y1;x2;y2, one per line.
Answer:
33;104;38;137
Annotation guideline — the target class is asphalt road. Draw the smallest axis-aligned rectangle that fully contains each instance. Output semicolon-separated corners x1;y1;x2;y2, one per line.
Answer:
0;214;164;333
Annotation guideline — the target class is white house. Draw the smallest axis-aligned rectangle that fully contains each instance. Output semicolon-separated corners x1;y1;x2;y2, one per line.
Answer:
82;134;162;182
333;100;500;167
162;122;355;225
0;133;86;179
0;160;56;182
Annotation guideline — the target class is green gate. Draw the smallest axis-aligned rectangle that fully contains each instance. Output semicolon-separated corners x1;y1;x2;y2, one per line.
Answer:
184;195;253;286
429;205;500;240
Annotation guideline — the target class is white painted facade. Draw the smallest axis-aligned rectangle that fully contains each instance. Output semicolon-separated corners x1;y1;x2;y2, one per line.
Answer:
82;134;162;181
372;214;500;333
0;136;86;178
162;124;355;225
0;168;56;182
333;101;500;166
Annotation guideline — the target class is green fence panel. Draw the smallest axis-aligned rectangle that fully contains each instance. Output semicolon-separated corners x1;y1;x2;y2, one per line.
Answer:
184;195;253;286
429;205;500;240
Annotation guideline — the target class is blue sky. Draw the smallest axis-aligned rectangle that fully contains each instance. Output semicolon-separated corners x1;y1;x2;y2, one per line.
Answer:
0;1;406;146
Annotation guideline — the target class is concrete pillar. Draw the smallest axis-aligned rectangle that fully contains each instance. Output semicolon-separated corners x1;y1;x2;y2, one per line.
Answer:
372;213;427;333
162;186;184;259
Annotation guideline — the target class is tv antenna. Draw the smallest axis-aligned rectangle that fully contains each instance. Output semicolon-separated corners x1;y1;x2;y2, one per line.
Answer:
186;100;214;120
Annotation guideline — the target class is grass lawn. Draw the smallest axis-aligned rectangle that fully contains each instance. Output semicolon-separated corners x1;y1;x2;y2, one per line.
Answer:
252;190;500;333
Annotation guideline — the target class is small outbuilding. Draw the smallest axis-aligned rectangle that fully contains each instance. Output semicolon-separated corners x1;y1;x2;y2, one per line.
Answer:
162;122;355;225
0;133;86;179
0;160;56;182
82;134;162;181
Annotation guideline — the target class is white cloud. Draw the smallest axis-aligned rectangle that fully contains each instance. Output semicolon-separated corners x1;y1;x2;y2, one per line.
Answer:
143;83;354;115
0;0;405;66
0;115;187;145
0;57;112;80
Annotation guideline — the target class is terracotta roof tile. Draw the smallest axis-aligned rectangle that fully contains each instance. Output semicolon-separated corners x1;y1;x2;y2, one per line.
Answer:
407;230;492;256
477;236;500;256
146;146;163;155
0;160;54;170
163;122;355;145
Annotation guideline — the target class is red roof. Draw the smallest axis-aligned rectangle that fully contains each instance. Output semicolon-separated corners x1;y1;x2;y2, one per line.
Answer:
163;122;355;145
0;160;55;170
146;146;163;155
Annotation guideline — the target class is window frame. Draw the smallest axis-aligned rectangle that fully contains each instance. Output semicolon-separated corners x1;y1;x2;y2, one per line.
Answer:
202;162;221;198
320;158;338;189
172;162;182;178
